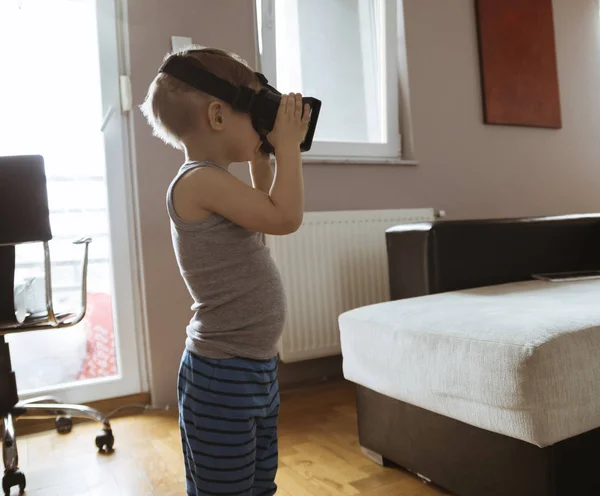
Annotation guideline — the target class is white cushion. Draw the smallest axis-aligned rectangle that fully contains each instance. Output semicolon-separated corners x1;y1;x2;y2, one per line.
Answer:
339;279;600;447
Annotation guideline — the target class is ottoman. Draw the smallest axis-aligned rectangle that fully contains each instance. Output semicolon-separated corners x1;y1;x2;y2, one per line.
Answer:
340;279;600;496
340;214;600;496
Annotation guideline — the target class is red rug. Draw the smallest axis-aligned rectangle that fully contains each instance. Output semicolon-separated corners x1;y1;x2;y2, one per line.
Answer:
78;292;118;380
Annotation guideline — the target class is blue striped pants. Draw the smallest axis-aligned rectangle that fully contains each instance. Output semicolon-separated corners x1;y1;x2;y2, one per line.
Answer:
178;349;280;496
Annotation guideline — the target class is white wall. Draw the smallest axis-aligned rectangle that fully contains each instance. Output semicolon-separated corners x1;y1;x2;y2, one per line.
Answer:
304;0;600;218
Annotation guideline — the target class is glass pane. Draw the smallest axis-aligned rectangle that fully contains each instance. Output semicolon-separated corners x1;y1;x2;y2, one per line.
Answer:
274;0;385;144
0;0;118;393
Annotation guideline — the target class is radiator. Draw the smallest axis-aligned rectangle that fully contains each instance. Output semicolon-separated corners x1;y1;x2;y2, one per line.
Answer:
265;208;437;363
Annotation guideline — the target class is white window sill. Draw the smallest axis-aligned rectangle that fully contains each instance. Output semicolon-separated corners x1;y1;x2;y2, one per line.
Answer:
301;156;418;165
269;156;418;166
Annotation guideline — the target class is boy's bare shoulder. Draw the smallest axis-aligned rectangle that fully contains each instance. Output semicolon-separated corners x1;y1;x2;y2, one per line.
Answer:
173;167;227;222
176;165;231;194
178;164;226;184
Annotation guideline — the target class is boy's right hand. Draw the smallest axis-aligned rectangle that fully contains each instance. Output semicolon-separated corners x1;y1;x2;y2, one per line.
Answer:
267;93;311;151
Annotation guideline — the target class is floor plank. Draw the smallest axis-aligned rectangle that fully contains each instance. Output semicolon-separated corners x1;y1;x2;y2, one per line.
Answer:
11;381;448;495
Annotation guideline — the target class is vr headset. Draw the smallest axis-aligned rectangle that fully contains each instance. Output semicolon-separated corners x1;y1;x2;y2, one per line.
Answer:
159;54;322;155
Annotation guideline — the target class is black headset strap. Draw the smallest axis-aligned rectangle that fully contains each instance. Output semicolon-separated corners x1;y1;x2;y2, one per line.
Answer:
159;56;259;112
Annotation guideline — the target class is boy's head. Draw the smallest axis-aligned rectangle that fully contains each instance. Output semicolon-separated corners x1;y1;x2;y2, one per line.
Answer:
141;46;263;162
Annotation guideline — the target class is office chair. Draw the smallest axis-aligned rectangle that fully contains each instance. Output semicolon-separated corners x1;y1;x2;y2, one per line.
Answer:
0;155;114;496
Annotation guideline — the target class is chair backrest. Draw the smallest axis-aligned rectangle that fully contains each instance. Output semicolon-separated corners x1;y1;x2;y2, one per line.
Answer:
0;155;52;245
0;155;52;325
0;247;15;324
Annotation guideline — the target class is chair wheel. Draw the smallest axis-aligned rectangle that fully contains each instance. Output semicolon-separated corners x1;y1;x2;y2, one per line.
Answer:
55;416;73;434
95;428;115;453
2;469;26;496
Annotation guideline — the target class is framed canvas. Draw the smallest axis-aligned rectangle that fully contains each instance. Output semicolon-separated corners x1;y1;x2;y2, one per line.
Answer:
475;0;562;129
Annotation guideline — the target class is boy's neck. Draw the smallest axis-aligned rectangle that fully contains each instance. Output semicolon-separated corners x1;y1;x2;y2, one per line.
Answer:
183;141;230;169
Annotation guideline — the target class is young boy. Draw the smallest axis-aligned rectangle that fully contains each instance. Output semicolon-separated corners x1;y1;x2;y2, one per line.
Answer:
141;46;310;495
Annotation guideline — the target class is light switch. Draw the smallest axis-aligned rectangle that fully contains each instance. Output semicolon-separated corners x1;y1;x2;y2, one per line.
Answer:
171;36;193;52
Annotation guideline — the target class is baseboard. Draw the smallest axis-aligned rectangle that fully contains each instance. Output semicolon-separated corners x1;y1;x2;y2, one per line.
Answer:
15;392;151;436
278;354;344;389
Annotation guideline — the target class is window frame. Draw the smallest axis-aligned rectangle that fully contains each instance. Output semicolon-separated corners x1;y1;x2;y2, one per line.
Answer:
255;0;402;161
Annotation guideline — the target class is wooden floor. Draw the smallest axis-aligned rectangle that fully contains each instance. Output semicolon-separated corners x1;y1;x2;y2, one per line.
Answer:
12;381;449;496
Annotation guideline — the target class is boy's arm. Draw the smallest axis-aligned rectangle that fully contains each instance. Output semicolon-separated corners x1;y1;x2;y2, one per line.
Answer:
269;143;304;231
249;153;274;194
180;159;301;235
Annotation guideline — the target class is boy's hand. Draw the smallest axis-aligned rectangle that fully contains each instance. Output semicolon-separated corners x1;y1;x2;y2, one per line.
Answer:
267;93;311;151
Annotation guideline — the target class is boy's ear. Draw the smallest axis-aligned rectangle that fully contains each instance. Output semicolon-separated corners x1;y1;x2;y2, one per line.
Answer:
208;101;226;131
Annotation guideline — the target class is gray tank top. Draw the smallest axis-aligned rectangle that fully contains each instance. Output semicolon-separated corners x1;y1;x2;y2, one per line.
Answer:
166;161;286;359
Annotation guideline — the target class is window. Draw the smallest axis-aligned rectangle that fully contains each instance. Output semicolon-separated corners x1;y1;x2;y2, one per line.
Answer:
256;0;401;161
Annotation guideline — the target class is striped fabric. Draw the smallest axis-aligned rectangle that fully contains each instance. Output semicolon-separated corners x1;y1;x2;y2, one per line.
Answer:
178;350;280;496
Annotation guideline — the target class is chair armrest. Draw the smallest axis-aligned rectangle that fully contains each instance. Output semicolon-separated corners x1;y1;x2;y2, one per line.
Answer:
45;237;92;328
0;237;92;335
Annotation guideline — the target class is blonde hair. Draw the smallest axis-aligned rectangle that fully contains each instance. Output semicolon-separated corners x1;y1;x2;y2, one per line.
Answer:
140;46;259;149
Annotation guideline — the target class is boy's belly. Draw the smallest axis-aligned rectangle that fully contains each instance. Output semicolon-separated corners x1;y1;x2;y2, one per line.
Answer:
185;250;287;359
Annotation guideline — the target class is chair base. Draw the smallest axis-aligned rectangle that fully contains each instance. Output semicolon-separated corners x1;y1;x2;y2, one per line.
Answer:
2;399;114;496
